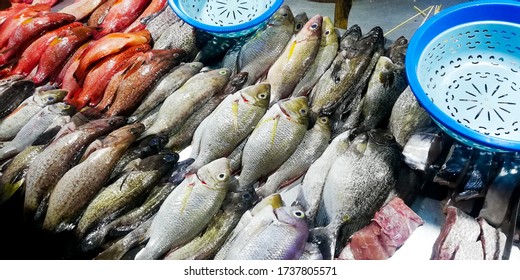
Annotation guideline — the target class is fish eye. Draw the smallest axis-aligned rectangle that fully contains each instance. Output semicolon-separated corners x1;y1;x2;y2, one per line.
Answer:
385;134;394;140
219;70;228;75
310;23;319;30
296;23;303;30
293;210;305;218
217;173;227;180
325;30;331;35
282;13;288;17
47;96;55;101
320;117;328;123
300;108;307;115
258;93;267;99
164;154;176;162
242;192;252;200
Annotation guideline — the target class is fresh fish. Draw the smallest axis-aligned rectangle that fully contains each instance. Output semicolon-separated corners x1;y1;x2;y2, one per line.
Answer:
313;130;401;259
129;62;203;122
124;0;167;32
0;12;76;67
59;0;107;21
219;206;308;260
77;152;178;251
73;30;152;85
266;15;322;105
239;96;309;188
42;123;144;232
72;44;151;109
107;182;175;237
339;24;362;51
88;0;117;27
10;22;83;77
0;78;35;119
166;72;249;151
188;83;271;171
214;193;283;260
293;16;338;97
55;41;93;98
194;36;238;65
134;158;232;260
143;5;179;42
23;117;126;219
95;0;152;39
0;145;44;204
163;182;256;260
388;86;432;148
0;4;32;27
0;103;74;161
402;127;448;172
153;20;198;59
221;35;253;76
256;115;331;198
0;89;66;141
309;26;384;120
0;4;51;50
101;49;187;117
140;68;230;138
293;12;308;34
238;5;294;85
94;215;154;260
110;133;168;180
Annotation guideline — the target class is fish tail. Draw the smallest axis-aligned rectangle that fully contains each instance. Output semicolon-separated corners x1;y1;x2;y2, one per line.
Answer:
309;226;336;260
94;243;127;260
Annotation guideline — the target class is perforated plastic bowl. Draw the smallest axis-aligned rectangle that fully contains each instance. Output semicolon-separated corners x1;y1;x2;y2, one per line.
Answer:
406;1;520;152
168;0;284;37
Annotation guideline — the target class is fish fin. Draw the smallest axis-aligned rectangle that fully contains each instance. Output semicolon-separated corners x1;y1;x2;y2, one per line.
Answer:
309;226;336;260
287;40;297;60
80;139;103;162
231;99;239;131
0;178;25;204
270;115;280;144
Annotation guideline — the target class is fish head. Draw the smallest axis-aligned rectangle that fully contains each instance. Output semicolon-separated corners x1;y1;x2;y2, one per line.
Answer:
102;123;145;148
269;5;295;27
387;36;408;66
314;115;331;132
355;26;385;54
366;129;401;159
38;89;67;105
340;24;362;50
298;14;322;41
207;68;232;83
49;102;75;116
321;16;337;46
197;158;231;190
186;62;204;73
77;116;126;134
137;152;179;172
225;182;257;212
275;206;308;230
137;133;169;153
294;12;308;34
348;131;369;156
279;96;309;126
240;83;270;109
223;72;249;95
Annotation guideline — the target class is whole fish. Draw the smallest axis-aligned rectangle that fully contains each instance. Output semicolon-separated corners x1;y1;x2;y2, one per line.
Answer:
163;182;256;260
95;0;152;39
0;78;35;119
102;49;187;117
94;216;154;260
140;68;230;138
313;130;401;259
143;5;179;42
32;26;94;85
0;145;44;204
10;22;83;77
0;4;33;27
77;152;178;251
59;0;107;21
388;86;432;148
189;83;271;171
129;62;203;122
72;44;151;109
256;115;331;198
266;15;322;105
0;12;76;67
310;26;384;120
194;35;238;65
0;103;74;161
166;72;249;151
134;158;232;260
293;16;338;97
0;89;66;141
153;20;198;59
73;30;152;85
219;206;308;260
239;97;309;188
238;5;294;85
110;133;168;180
107;182;175;238
42;123;144;232
88;0;117;27
293;12;308;34
23;117;125;219
0;4;51;50
124;0;167;32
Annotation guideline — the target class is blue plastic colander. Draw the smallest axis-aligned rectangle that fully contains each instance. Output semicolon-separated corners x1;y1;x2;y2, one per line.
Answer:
168;0;284;37
406;1;520;152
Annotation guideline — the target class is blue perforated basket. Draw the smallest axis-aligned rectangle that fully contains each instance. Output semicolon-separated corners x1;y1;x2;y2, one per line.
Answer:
168;0;284;37
406;1;520;152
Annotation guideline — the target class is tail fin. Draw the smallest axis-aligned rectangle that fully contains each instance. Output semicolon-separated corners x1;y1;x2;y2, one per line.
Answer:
309;225;336;260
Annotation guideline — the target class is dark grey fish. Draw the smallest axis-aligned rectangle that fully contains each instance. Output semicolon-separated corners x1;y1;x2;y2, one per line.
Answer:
456;151;496;201
433;143;474;187
194;36;238;65
0;78;35;119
